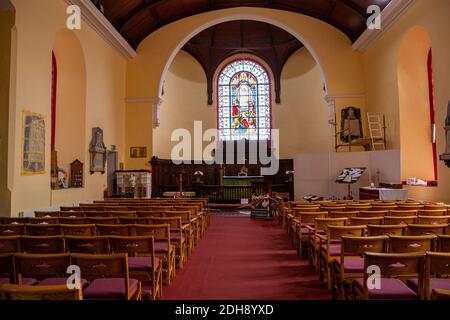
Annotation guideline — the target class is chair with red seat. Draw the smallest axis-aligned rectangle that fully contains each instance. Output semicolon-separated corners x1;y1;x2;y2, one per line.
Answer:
20;236;65;254
70;253;141;300
150;217;186;268
96;224;132;236
294;212;328;258
133;224;175;285
109;236;162;300
334;235;388;299
352;252;425;300
318;225;367;289
0;224;26;237
14;253;86;287
25;224;61;236
0;284;83;300
432;288;450;300
65;236;109;254
407;252;450;299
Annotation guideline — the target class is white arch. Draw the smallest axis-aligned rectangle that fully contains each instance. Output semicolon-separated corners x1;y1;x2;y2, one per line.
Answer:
158;12;329;99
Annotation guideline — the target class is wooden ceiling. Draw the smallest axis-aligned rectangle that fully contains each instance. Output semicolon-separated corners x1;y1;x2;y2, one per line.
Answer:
93;0;392;49
183;20;303;104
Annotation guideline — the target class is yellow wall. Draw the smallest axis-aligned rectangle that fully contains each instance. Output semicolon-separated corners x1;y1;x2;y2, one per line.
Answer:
363;0;450;201
152;48;332;160
0;1;15;216
126;7;366;161
397;26;434;181
8;0;127;215
53;29;86;170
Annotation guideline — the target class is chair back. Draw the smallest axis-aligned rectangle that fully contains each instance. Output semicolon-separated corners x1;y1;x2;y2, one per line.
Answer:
14;253;70;282
327;225;366;241
96;224;132;236
119;217;150;225
297;212;328;225
164;211;191;224
293;206;320;213
371;206;397;211
109;236;155;258
349;217;384;226
87;217;117;224
34;211;60;218
1;218;28;225
437;235;450;252
20;236;65;253
358;211;388;218
60;206;82;212
133;224;170;240
389;235;436;253
0;236;21;253
65;236;109;254
136;211;163;218
321;206;347;212
108;211;136;218
383;216;416;225
361;252;425;298
328;211;357;219
0;225;26;236
0;284;82;300
0;254;14;283
418;209;448;216
60;224;96;237
388;210;418;217
25;224;61;236
58;217;90;225
397;205;424;211
417;216;450;225
314;217;347;233
59;211;85;218
367;224;407;236
341;235;388;256
425;252;450;299
407;224;447;236
83;211;110;218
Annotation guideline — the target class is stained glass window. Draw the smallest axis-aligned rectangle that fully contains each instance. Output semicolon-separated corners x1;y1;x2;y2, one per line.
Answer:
217;59;271;141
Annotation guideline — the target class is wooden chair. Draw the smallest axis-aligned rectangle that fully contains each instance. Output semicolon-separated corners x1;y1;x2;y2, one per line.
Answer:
108;211;136;218
383;216;416;225
60;224;96;237
406;224;447;236
0;236;21;253
345;205;371;212
358;211;388;218
388;210;418;217
0;284;82;300
2;218;28;224
432;288;450;300
136;211;163;218
418;209;448;216
419;252;450;299
423;204;448;211
25;224;61;236
319;225;367;289
132;224;175;285
321;206;347;212
328;211;358;219
352;252;425;300
119;217;150;225
416;216;450;225
34;211;60;218
59;211;85;218
65;236;110;254
20;236;65;254
164;211;195;254
0;254;15;285
293;212;327;258
14;253;75;286
0;225;26;236
334;235;388;300
389;235;436;253
70;253;141;300
437;235;450;252
60;206;83;212
87;217;117;225
306;217;347;271
367;224;407;236
127;206;151;212
371;206;397;211
96;224;133;236
109;236;162;300
58;217;90;225
397;204;424;211
149;217;186;268
349;216;384;226
83;211;110;218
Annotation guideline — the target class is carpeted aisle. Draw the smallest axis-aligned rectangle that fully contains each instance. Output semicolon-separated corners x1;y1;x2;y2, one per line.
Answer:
161;215;331;300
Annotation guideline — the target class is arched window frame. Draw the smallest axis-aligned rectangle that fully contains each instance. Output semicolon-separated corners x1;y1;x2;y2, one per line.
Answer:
216;57;273;142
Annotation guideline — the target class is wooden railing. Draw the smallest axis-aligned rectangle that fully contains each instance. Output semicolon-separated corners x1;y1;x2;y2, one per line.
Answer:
158;184;291;203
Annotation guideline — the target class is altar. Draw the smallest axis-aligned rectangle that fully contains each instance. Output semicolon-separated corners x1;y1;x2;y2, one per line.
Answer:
223;176;264;186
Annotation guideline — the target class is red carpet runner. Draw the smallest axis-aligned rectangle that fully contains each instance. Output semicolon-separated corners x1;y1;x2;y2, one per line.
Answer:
162;215;331;300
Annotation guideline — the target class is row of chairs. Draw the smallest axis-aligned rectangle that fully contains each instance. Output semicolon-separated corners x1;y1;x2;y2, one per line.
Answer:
0;248;159;300
276;199;450;300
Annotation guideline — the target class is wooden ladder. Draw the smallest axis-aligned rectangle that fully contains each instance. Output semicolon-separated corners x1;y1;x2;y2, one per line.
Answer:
367;112;386;150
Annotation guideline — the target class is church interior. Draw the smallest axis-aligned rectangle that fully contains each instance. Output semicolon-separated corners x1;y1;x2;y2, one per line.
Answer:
1;0;450;302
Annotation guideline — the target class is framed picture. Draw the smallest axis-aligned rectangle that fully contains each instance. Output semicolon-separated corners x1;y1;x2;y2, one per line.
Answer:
130;147;147;158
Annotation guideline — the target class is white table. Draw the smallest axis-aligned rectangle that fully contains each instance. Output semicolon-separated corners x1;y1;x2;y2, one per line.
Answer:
360;187;409;200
